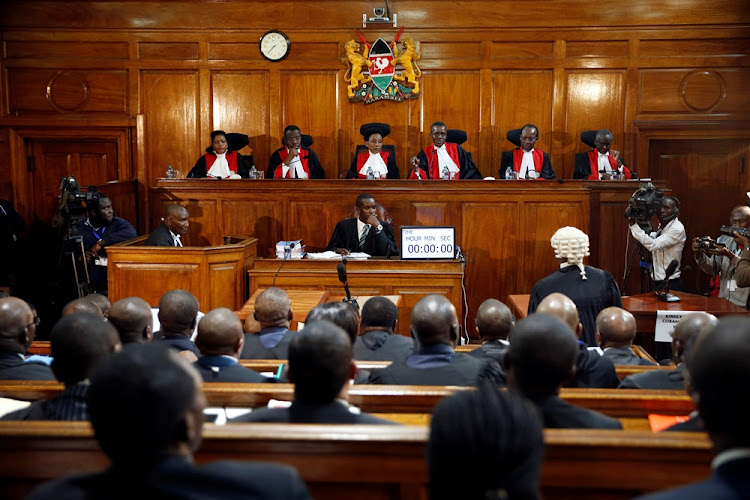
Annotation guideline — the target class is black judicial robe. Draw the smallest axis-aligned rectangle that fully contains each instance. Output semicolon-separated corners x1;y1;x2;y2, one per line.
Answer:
527;265;623;347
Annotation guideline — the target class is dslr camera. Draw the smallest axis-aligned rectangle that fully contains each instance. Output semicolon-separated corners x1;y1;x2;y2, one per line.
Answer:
696;236;724;251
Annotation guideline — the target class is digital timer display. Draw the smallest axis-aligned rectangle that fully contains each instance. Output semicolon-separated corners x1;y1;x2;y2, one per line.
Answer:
400;226;456;259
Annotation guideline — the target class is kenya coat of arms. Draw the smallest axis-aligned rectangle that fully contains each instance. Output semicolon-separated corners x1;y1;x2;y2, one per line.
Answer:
343;29;421;104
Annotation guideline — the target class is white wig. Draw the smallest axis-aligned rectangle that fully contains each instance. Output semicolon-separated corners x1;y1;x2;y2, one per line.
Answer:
550;226;590;280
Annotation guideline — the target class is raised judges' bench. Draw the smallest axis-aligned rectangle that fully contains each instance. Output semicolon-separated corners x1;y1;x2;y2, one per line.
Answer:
248;258;463;337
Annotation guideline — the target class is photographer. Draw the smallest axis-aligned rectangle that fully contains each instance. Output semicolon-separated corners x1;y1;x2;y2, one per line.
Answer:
693;206;750;308
78;194;136;295
628;196;686;291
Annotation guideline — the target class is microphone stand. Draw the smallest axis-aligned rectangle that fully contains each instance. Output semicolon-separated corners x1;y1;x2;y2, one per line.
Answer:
273;242;294;287
338;257;360;310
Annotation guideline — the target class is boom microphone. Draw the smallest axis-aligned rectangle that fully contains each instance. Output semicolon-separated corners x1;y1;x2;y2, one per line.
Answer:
663;259;679;281
656;259;681;303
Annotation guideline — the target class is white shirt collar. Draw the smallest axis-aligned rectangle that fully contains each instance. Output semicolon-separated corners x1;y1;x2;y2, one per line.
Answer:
169;230;182;246
712;448;750;470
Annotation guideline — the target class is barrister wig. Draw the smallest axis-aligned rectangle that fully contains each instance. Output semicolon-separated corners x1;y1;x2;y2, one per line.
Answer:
550;226;590;280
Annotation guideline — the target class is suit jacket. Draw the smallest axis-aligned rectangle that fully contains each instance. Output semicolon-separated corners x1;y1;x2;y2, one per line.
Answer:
158;335;200;356
368;352;485;386
529;394;623;429
499;149;556;179
144;223;178;247
326;217;398;257
618;366;685;390
565;344;620;389
635;456;750;500
467;340;508;364
232;400;397;425
27;454;310;500
0;351;55;381
193;356;272;383
353;330;414;362
240;330;294;359
602;346;657;366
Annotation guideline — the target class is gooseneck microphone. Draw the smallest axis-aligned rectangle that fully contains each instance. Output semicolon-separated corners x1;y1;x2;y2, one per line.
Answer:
656;259;680;302
273;242;295;287
337;258;359;310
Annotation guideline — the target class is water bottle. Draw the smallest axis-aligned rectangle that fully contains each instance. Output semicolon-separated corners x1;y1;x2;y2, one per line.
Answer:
442;166;450;180
366;166;374;180
249;165;257;179
504;166;513;180
166;164;174;179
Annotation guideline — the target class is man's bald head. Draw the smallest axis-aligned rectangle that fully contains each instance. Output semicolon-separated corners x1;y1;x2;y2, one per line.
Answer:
475;299;514;342
195;308;244;357
671;312;719;363
411;294;459;347
50;313;121;386
595;307;636;348
536;293;581;337
505;314;578;396
158;290;199;337
164;204;187;219
87;294;111;317
253;287;292;328
0;297;36;353
107;297;153;344
62;297;102;317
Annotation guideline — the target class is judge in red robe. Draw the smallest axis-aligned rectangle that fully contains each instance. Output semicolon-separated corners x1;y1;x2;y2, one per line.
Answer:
573;129;632;180
347;124;400;179
499;124;556;180
408;122;481;180
267;125;325;179
187;130;249;179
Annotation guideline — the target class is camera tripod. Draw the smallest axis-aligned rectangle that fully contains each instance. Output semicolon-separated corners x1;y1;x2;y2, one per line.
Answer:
621;232;654;294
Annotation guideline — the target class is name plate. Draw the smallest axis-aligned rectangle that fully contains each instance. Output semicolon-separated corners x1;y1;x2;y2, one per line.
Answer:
400;226;456;260
654;310;703;342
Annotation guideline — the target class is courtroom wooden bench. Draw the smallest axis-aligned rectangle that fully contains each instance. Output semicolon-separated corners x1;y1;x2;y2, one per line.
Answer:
0;421;712;500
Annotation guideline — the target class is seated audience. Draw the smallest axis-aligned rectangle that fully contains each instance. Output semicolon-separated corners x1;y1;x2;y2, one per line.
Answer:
596;307;656;366
619;312;718;390
354;296;414;362
193;308;271;383
0;297;54;380
408;121;481;180
662;329;709;433
428;383;544;500
107;297;153;346
326;193;398;257
636;316;750;499
232;320;394;424
528;226;623;347
240;287;295;359
499;124;556;180
2;313;120;421
27;344;310;499
87;293;111;318
468;298;513;363
156;290;200;358
505;313;622;429
187;130;248;179
144;205;189;247
537;293;620;388
347;124;400;179
61;297;102;317
369;294;499;386
267;125;325;179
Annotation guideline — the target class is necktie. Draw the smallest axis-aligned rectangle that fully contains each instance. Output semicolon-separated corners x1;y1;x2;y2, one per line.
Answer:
174;235;182;247
359;225;369;248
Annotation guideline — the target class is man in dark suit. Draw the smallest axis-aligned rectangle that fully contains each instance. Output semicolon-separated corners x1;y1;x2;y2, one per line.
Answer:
354;296;413;362
194;307;271;383
240;287;295;359
144;204;189;247
155;290;200;358
636;316;750;500
505;313;622;429
2;313;121;421
537;293;620;389
0;297;54;381
233;320;394;424
368;294;497;386
107;297;153;346
27;344;310;500
499;124;556;180
326;193;398;257
596;307;656;366
468;298;513;363
619;312;718;390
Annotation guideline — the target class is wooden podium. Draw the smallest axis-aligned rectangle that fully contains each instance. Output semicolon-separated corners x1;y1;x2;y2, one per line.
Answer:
106;235;257;310
248;258;464;337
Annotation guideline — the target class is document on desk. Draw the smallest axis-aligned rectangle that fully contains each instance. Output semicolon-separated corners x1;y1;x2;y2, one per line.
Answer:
306;251;371;260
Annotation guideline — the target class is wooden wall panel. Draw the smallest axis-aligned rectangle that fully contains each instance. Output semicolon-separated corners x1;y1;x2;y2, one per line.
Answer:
566;41;629;58
492;42;555;59
220;200;281;257
563;71;626;177
5;41;129;60
493;71;554;177
280;71;339;179
638;68;750;114
140;71;200;185
639;38;750;58
211;71;270;163
138;42;199;60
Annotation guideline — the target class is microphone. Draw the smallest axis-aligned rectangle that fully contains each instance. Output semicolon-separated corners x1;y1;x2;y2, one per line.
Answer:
273;241;296;286
656;259;681;302
427;149;436;179
663;259;678;281
337;259;359;310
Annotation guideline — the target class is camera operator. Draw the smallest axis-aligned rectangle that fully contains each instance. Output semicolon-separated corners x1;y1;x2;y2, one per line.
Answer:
78;194;136;295
693;206;750;308
628;196;686;291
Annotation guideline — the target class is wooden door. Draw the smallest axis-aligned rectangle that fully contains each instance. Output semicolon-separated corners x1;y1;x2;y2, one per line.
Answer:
30;140;119;223
648;138;749;294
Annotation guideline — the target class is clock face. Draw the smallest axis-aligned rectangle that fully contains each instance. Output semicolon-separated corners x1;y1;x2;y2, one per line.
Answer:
260;30;290;62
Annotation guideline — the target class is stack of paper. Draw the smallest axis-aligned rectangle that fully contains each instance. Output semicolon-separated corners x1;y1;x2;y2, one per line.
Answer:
306;251;371;260
275;240;305;259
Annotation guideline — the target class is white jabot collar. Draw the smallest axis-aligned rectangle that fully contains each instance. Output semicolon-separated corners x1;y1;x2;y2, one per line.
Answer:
359;151;388;177
434;144;459;173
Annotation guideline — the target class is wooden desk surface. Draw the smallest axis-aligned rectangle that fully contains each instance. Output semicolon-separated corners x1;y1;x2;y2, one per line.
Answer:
236;289;329;331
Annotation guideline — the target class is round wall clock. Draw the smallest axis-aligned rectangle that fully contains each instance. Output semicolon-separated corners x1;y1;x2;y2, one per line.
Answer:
259;30;291;62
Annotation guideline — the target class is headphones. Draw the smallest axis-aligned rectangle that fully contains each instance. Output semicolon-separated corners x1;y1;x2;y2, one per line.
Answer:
662;196;680;221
